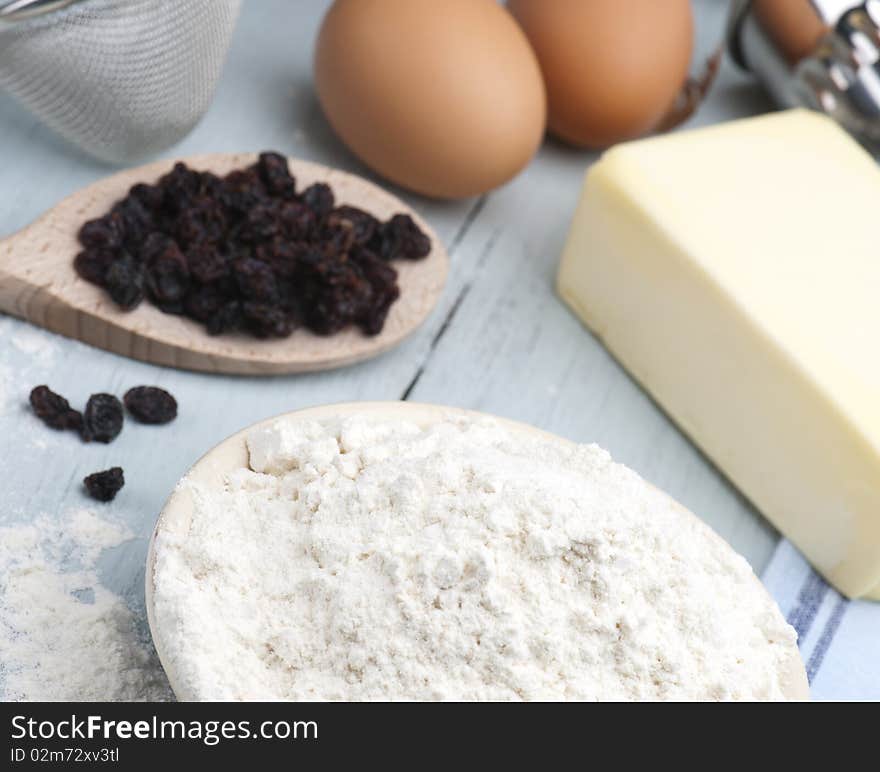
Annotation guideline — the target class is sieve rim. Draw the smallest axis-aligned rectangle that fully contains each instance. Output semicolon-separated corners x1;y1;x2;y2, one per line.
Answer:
0;0;83;25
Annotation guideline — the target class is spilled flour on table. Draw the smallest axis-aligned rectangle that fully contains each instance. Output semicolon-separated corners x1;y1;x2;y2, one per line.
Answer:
0;316;59;415
0;508;172;701
8;323;59;364
0;366;9;415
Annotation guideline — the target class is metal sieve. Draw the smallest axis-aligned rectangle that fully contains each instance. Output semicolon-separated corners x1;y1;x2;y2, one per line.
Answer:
0;0;241;163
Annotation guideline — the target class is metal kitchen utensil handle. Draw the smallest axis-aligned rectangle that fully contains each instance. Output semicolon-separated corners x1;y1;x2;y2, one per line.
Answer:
0;0;82;24
729;1;880;149
813;0;864;22
797;4;880;136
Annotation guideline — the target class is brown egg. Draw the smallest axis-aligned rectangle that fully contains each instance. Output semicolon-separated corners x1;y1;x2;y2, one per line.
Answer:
314;0;546;199
508;0;693;149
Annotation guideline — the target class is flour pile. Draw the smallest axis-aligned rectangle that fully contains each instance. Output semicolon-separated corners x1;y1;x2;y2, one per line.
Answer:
0;317;58;416
0;509;172;701
152;413;799;701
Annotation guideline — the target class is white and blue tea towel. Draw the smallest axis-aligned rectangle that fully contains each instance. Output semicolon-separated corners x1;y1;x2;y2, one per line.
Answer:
762;540;879;700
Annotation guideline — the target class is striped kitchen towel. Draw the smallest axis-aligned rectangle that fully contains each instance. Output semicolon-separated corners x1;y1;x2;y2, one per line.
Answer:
762;539;878;700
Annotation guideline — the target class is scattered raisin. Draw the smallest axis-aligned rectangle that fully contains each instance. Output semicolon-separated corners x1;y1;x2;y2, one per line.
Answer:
74;153;432;338
124;386;177;424
84;467;125;502
29;385;83;433
82;393;124;443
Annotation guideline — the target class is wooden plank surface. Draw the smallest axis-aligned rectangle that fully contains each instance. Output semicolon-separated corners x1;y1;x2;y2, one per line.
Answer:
0;0;779;641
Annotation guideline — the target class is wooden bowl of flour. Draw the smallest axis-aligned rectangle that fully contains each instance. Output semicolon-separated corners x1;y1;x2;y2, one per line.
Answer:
145;402;809;701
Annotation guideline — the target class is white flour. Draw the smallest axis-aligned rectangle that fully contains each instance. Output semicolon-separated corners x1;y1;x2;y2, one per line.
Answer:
0;509;172;701
0;317;58;415
152;413;798;701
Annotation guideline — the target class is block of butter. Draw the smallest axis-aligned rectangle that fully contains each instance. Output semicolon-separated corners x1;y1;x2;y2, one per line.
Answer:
558;109;880;599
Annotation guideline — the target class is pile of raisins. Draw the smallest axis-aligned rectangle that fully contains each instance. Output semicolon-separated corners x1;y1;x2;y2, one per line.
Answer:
30;384;178;503
74;153;431;338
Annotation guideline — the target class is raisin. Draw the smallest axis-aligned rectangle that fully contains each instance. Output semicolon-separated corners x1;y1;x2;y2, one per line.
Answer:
83;467;124;502
351;246;397;284
207;301;243;336
129;182;164;210
238;202;281;243
301;183;334;217
302;260;374;335
242;302;295;338
153;298;185;315
124;386;177;424
255;238;307;279
184;284;226;322
74;248;116;286
277;201;316;241
233;257;278;302
329;206;380;246
112;197;152;246
104;253;144;310
82;393;124;443
175;196;226;247
29;385;83;433
78;212;125;249
197;171;225;199
257;152;296;198
186;243;230;284
347;248;400;334
377;214;431;260
158;162;202;214
145;239;189;304
360;284;400;335
221;169;269;218
321;219;355;256
136;232;170;263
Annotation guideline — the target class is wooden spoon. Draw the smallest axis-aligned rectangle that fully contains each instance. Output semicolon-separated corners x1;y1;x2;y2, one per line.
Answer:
0;155;448;374
145;401;810;701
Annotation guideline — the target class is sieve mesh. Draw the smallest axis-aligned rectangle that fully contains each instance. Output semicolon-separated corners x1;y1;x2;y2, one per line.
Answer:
0;0;241;163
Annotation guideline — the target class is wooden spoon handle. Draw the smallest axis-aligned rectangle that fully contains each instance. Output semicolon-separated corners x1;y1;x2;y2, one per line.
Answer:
0;226;54;325
0;217;94;343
